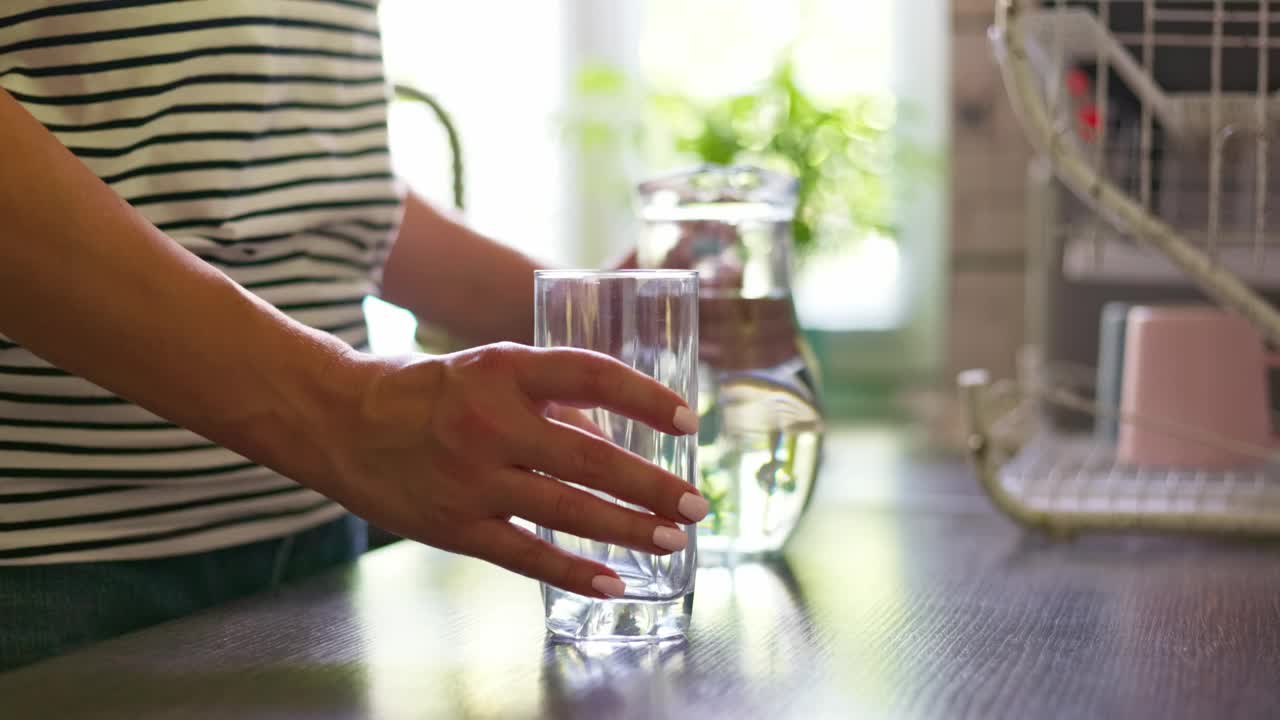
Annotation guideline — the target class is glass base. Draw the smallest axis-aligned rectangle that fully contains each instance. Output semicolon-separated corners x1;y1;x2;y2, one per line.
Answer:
543;587;693;641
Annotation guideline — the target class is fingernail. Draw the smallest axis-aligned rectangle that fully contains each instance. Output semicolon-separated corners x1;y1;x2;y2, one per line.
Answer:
678;492;710;523
673;406;699;434
652;526;688;552
591;575;626;598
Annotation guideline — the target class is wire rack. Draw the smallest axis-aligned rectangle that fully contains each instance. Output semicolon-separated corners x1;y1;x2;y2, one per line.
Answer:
959;358;1280;538
1028;3;1280;262
1011;1;1280;234
994;0;1280;344
960;1;1280;536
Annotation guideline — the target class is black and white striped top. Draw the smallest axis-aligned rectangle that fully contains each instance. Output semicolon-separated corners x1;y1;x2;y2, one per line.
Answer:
0;0;403;564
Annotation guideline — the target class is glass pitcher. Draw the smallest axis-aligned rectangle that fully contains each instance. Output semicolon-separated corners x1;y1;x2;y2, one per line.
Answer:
636;164;824;557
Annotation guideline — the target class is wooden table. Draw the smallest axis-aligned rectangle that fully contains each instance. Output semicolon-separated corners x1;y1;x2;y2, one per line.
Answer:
4;428;1280;719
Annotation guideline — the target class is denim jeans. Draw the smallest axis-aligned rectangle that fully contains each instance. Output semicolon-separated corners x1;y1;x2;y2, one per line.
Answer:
0;514;367;673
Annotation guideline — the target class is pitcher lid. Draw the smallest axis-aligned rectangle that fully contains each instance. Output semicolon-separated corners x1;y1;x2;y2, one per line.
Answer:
636;164;798;212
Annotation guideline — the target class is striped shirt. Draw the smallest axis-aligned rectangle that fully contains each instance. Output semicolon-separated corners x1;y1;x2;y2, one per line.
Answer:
0;0;403;563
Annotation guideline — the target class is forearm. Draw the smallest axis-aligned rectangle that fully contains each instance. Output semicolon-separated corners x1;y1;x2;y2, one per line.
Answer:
0;89;359;490
379;192;540;346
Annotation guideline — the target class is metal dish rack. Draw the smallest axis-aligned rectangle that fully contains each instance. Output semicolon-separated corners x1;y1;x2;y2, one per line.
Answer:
963;1;1280;537
960;357;1280;538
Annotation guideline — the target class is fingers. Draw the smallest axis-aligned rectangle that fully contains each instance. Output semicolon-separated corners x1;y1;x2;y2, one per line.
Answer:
468;519;627;599
515;419;709;525
514;348;699;437
499;469;689;555
545;404;607;440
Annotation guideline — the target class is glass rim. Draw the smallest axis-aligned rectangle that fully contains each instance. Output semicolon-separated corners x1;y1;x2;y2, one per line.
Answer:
534;269;697;280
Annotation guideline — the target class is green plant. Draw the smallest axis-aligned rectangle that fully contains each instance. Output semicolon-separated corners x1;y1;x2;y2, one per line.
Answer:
563;56;899;259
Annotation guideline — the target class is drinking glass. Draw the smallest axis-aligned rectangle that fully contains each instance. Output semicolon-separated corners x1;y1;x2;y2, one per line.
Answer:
533;270;698;640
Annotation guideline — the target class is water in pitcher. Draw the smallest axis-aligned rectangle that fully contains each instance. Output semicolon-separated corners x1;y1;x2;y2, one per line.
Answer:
637;165;825;557
696;355;823;555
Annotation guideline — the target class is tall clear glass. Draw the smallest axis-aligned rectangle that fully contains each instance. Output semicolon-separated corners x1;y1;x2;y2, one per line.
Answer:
533;270;699;641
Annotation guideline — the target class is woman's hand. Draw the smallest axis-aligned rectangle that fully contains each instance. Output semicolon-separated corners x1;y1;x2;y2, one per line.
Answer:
319;342;706;599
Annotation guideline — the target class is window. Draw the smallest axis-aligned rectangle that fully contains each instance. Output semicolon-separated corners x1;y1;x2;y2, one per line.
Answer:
638;0;903;332
372;0;949;396
369;0;572;354
631;0;949;398
379;0;570;263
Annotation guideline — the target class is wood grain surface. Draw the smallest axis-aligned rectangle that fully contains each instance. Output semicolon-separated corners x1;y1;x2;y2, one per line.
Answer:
3;438;1280;719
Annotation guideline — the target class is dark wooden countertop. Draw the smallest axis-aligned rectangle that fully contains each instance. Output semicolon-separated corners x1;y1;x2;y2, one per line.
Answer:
3;428;1279;719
